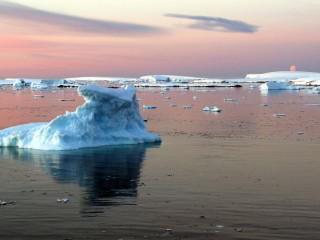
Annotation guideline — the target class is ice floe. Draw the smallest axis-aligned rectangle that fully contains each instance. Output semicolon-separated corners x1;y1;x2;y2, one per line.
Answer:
0;85;161;150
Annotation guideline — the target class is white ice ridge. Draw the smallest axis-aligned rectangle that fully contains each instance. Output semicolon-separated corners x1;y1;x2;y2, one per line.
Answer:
0;85;161;150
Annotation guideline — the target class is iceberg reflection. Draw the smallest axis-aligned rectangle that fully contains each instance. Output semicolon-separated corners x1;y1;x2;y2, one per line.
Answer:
0;143;160;207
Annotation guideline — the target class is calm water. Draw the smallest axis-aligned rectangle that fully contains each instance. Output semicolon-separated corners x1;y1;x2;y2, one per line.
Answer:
0;84;320;239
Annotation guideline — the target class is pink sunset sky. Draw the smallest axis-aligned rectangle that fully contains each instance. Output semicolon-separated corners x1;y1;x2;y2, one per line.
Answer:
1;0;320;79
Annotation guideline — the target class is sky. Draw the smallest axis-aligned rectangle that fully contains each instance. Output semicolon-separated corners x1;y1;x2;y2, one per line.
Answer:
1;0;320;79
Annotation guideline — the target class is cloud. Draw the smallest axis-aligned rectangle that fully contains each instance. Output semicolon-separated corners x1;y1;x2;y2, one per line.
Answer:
164;13;259;33
0;1;163;36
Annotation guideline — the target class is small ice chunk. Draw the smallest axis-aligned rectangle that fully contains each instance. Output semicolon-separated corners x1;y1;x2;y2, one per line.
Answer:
305;104;320;106
160;92;165;95
203;106;221;112
210;106;221;112
142;105;157;109
49;99;75;101
224;99;237;102
297;132;304;135
216;225;225;228
0;200;7;205
273;114;286;117
193;96;199;100
170;104;177;107
183;105;192;109
33;95;45;98
234;228;243;232
57;197;69;203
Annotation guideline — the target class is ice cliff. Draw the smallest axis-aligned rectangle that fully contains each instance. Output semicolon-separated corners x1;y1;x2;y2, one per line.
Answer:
0;85;161;150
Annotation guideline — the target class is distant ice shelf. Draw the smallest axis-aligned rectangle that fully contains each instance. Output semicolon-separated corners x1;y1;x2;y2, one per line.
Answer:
0;85;161;150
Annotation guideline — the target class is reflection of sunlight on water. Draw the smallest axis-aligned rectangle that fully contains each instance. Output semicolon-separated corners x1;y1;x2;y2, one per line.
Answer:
0;143;161;210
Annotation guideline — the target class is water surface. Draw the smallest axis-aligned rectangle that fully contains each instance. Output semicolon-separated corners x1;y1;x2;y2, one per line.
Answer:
0;85;319;239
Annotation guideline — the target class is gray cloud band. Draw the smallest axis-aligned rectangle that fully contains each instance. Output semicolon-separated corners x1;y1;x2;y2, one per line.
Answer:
0;1;163;36
165;13;259;33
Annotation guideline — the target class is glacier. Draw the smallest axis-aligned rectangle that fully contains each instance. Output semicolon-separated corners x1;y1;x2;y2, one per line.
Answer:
0;85;161;150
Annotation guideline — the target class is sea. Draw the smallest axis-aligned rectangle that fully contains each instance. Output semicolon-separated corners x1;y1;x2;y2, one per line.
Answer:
0;83;319;240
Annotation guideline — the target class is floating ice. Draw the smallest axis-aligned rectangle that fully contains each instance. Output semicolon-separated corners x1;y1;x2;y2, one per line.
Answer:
49;99;75;102
13;79;27;89
170;104;177;107
305;104;320;106
216;225;225;228
259;82;300;91
224;99;237;102
273;114;286;117
57;197;69;203
203;106;221;112
210;106;222;112
182;105;192;109
0;85;161;150
306;90;319;94
234;228;243;232
33;95;45;98
179;86;189;89
142;105;157;109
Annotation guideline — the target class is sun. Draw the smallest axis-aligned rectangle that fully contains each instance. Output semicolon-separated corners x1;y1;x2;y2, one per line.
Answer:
290;65;296;71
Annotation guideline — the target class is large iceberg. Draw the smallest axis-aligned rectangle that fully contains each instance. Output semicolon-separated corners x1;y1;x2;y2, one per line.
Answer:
0;85;161;150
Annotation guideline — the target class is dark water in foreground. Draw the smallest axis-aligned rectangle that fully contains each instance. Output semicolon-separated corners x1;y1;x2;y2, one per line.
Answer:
0;85;320;239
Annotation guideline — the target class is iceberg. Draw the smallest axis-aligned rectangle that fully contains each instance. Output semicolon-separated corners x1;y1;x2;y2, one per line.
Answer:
259;82;300;91
0;85;161;150
13;78;27;88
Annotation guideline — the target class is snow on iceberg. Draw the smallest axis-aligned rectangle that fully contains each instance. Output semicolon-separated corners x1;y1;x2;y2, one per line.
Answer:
0;85;161;150
259;82;300;91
